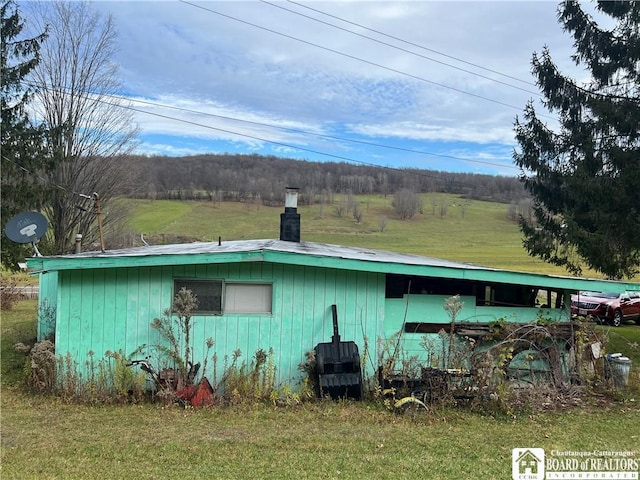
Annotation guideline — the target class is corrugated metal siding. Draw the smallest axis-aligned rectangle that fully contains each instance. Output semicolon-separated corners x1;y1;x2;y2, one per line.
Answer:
55;263;385;385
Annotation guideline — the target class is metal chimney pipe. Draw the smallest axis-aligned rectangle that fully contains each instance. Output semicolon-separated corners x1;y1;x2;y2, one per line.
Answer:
280;187;300;242
285;187;298;209
75;233;82;254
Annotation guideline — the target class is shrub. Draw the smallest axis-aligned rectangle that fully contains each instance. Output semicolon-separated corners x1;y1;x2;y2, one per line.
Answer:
19;340;57;393
376;295;620;415
16;340;147;403
1;277;23;311
219;348;277;404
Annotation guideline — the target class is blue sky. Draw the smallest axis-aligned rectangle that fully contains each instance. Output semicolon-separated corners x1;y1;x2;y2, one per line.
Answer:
44;1;588;175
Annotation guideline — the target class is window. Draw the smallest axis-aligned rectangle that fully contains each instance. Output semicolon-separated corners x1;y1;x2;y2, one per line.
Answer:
173;279;272;315
385;274;553;308
225;283;272;314
173;279;222;314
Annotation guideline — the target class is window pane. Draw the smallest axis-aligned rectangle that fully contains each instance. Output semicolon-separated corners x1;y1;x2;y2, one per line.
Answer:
225;283;272;314
174;279;222;314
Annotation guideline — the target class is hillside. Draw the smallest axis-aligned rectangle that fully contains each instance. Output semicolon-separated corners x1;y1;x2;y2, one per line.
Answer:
124;193;582;277
122;153;529;205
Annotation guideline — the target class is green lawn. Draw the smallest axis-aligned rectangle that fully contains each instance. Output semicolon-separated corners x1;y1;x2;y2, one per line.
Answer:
125;194;601;276
1;300;639;479
598;324;640;366
125;199;196;233
1;300;38;386
1;391;637;480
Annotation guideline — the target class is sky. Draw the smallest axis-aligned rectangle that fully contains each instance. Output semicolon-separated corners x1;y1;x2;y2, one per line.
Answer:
30;1;590;176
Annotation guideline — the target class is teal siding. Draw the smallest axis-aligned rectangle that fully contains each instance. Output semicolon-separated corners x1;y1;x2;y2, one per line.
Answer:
37;271;58;340
384;294;569;367
54;263;385;385
101;269;118;351
34;239;636;390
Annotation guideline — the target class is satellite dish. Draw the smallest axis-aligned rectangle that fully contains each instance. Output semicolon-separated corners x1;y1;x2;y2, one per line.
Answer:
5;211;48;244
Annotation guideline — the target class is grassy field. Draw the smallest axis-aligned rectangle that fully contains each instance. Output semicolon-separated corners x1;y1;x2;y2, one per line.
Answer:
599;323;640;366
2;301;639;479
1;390;637;480
125;194;586;276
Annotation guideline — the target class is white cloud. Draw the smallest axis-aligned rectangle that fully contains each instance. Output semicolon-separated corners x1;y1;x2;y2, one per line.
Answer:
78;1;583;171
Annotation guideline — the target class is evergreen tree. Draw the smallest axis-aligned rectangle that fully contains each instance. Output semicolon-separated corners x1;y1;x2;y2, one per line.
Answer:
514;1;640;280
1;1;49;269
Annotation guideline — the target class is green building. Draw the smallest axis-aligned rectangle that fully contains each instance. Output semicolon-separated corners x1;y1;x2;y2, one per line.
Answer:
27;191;638;388
28;235;634;387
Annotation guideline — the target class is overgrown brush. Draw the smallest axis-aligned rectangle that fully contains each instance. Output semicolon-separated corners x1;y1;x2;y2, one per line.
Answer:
148;287;199;386
15;341;147;403
376;295;626;416
1;277;23;310
11;292;633;411
131;288;310;407
218;348;277;403
16;339;56;393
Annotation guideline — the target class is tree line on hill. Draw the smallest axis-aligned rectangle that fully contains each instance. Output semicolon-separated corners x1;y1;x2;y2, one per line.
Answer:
124;153;529;205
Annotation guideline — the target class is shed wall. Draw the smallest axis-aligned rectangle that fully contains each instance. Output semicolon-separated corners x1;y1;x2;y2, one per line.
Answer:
37;271;58;341
384;294;570;367
54;262;385;385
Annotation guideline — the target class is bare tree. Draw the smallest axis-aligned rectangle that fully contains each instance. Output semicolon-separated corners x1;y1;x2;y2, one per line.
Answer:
438;197;448;219
460;199;471;219
346;191;357;214
334;194;348;218
392;189;422;220
430;196;437;215
26;1;138;253
352;202;362;224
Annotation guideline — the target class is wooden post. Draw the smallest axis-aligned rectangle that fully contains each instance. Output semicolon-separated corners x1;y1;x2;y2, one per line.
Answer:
93;192;105;252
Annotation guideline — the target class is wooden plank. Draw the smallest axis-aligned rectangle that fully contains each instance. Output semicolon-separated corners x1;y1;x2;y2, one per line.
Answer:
404;321;581;339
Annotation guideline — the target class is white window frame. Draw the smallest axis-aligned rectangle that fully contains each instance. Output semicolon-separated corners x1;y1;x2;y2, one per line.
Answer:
172;279;273;315
224;282;273;314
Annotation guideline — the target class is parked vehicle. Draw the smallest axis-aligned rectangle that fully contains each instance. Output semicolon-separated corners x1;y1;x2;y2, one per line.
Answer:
571;291;640;326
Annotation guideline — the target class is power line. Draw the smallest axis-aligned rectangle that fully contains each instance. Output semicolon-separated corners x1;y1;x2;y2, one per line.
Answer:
18;2;533;179
285;0;537;89
262;0;540;97
26;80;517;171
27;82;511;189
1;155;95;202
124;95;518;171
179;0;553;120
122;102;473;184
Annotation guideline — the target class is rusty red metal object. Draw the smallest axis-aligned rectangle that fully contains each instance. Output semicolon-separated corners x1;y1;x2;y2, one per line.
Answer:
191;378;214;407
176;378;214;406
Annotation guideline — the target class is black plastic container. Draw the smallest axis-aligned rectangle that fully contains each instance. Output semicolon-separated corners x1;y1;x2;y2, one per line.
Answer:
314;304;363;400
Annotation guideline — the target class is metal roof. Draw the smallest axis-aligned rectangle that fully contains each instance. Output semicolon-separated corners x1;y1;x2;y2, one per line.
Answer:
27;238;639;292
57;238;478;268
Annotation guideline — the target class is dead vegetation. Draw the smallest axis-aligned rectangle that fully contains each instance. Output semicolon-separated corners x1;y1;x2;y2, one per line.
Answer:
376;296;634;415
1;277;24;310
11;294;637;412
